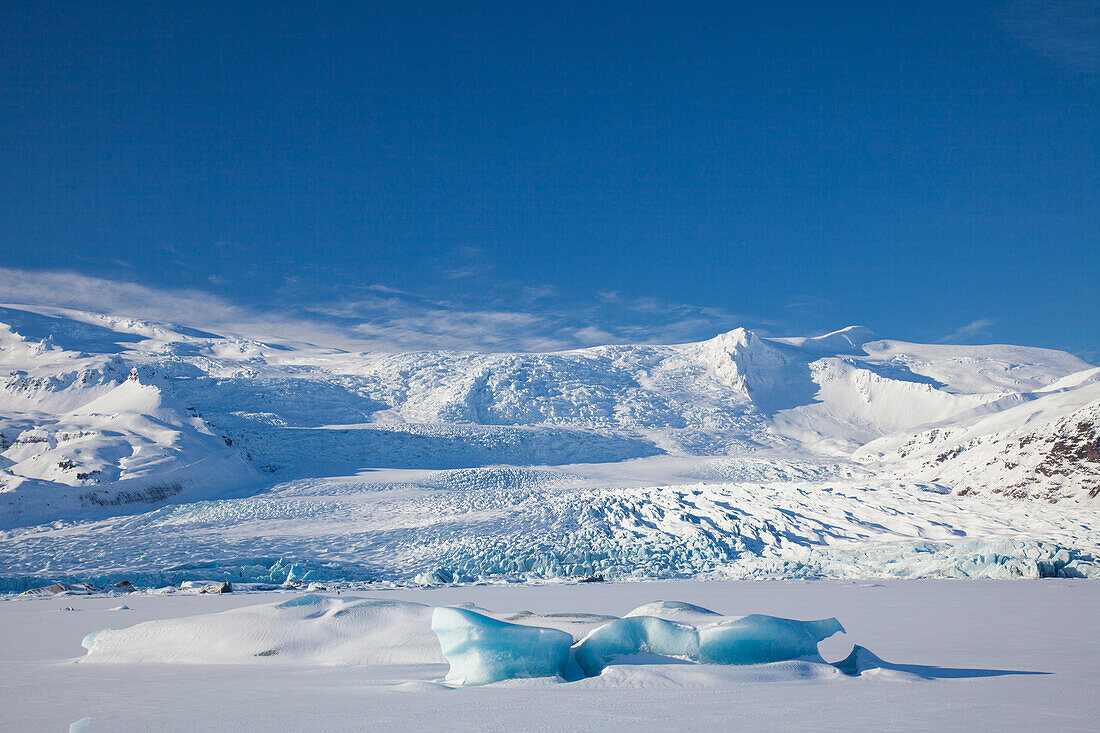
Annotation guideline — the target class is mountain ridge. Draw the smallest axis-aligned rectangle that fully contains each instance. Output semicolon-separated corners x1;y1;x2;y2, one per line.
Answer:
2;303;1097;534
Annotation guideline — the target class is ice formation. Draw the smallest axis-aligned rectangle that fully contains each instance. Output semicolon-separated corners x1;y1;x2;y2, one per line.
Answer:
431;606;574;685
698;615;844;664
572;616;700;676
433;601;845;685
80;594;853;686
572;610;843;678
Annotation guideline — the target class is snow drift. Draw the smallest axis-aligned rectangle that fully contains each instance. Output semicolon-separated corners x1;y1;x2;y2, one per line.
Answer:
81;594;444;666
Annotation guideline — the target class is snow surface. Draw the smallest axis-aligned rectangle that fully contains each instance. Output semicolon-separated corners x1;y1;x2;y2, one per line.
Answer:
81;594;444;666
862;369;1100;501
2;303;1098;588
3;580;1098;731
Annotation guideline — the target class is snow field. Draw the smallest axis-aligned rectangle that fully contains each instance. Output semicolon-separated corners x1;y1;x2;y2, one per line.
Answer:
6;580;1098;731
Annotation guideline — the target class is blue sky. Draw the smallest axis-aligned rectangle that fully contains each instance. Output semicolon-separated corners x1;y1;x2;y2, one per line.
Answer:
2;1;1097;358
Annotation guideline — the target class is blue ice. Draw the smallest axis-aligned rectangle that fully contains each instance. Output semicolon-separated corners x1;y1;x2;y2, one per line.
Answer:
430;606;574;686
573;615;699;677
432;603;845;685
574;613;844;676
697;614;845;665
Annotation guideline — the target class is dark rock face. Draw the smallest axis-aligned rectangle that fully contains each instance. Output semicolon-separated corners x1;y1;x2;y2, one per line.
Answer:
901;405;1100;502
79;483;184;507
1037;419;1100;498
24;583;69;596
18;582;104;596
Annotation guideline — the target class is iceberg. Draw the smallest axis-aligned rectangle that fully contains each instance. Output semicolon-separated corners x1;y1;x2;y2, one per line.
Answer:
573;616;700;676
431;606;574;686
697;614;844;665
432;601;845;685
573;611;844;676
82;592;854;689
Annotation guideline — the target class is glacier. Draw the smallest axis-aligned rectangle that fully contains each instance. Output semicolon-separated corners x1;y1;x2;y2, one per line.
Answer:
1;303;1099;589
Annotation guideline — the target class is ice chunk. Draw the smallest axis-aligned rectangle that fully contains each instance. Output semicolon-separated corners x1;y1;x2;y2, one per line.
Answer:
431;606;573;686
573;612;843;676
573;616;700;676
697;615;844;665
81;630;101;650
829;644;928;681
831;644;886;676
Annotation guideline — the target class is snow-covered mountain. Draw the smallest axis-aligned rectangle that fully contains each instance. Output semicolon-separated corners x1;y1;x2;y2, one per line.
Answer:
862;368;1100;502
2;302;1098;586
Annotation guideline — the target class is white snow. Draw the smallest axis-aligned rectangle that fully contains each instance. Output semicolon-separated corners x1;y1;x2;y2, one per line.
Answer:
82;594;443;666
864;370;1100;501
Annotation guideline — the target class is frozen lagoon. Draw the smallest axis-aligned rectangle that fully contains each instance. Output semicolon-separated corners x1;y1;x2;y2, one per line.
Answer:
2;579;1098;732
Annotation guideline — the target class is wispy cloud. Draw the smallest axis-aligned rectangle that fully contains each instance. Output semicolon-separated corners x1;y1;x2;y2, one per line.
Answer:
937;318;997;344
0;267;776;354
0;267;366;350
1000;0;1100;72
308;284;772;352
364;284;408;295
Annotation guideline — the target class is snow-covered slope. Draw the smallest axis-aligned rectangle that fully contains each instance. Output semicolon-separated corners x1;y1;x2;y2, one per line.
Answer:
0;312;257;528
862;369;1100;501
1;303;1097;585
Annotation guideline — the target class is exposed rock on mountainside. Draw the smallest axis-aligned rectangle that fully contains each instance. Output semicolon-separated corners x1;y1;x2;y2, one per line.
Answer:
864;371;1100;501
